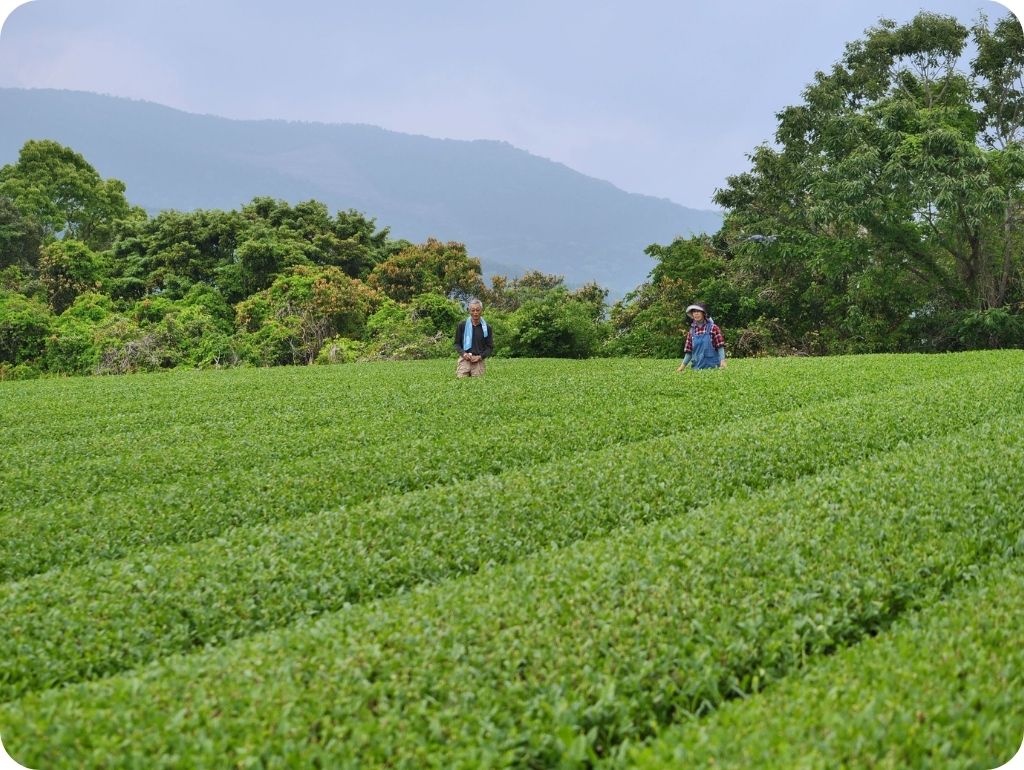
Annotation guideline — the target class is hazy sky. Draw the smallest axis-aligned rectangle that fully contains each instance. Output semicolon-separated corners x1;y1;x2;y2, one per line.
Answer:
0;0;1020;210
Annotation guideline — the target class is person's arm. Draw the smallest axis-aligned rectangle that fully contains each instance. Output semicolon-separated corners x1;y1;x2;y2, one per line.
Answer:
718;346;727;368
481;325;494;358
713;324;727;368
454;321;468;356
677;330;693;371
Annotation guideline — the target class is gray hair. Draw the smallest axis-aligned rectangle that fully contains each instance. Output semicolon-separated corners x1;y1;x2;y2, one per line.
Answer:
467;299;483;310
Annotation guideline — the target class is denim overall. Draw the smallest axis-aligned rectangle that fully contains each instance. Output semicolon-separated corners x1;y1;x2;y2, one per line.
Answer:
690;323;719;369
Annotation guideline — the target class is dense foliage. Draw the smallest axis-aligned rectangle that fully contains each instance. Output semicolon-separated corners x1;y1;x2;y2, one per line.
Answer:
1;352;1022;768
613;12;1024;356
0;141;615;379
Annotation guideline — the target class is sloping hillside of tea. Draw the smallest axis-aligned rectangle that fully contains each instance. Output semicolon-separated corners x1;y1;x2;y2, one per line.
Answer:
1;351;1022;769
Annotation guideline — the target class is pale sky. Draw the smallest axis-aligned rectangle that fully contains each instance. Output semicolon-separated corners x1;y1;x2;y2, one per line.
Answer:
0;0;1021;210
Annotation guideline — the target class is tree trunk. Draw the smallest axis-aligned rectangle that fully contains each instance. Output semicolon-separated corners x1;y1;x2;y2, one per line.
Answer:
995;197;1018;308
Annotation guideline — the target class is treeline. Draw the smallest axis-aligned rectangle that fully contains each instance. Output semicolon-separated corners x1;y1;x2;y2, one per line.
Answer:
624;12;1024;357
0;140;618;379
1;11;1022;379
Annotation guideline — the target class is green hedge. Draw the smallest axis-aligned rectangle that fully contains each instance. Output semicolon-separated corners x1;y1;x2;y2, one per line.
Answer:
1;365;1019;701
3;417;1023;768
0;353;982;582
629;559;1024;770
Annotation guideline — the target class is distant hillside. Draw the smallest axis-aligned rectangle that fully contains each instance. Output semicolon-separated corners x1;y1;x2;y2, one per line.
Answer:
0;88;722;294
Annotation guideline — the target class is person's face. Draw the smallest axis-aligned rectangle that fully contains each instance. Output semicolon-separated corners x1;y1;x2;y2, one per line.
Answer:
690;310;705;323
470;305;482;322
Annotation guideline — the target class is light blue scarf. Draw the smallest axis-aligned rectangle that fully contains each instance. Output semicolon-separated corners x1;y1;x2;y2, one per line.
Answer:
463;317;489;351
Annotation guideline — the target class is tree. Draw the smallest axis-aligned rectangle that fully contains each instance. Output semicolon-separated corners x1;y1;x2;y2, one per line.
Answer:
0;196;41;271
410;292;464;335
235;266;380;365
43;292;123;375
368;238;485;303
333;208;393;277
361;296;454;361
483;270;567;312
0;140;133;251
38;239;103;314
507;289;606;358
234;230;309;298
972;13;1024;313
110;208;244;301
608;235;743;357
237;198;392;279
712;11;1024;352
569;282;610;322
0;290;54;366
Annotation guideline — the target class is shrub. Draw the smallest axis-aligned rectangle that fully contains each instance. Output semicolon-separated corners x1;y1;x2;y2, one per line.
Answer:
731;316;794;357
235;266;380;365
314;336;367;364
0;266;45;301
38;239;103;314
0;290;54;365
507;291;606;358
410;292;464;335
180;283;234;332
130;296;179;326
43;292;117;374
953;307;1024;349
160;304;239;368
605;281;688;358
94;316;173;375
367;238;485;303
0;361;41;380
363;298;452;360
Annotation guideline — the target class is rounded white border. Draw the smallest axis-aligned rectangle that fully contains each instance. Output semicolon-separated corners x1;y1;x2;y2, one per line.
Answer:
0;734;30;770
0;1;33;37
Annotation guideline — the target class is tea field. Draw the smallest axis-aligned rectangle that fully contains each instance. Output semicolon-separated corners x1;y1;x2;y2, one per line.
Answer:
1;351;1022;769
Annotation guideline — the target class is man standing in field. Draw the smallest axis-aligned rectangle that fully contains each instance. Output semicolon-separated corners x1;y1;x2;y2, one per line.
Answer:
454;299;493;377
677;302;727;371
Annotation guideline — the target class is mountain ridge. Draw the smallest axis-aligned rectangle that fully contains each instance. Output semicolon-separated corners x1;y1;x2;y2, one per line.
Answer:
0;88;722;293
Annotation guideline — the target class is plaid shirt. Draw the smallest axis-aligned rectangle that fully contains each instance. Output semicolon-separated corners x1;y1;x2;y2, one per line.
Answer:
684;322;725;354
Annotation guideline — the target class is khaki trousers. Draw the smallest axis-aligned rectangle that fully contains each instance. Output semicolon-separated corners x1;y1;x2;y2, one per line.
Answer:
456;358;486;378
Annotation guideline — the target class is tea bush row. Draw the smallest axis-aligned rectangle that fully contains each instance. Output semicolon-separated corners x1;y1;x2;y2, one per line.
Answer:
3;420;1022;768
0;353;982;581
628;558;1024;769
2;368;1015;699
0;353;980;500
4;421;1019;770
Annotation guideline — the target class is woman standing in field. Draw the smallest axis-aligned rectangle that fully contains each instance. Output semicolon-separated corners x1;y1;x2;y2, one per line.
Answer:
677;302;727;371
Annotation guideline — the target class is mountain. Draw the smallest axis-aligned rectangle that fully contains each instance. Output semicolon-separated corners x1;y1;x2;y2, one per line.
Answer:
0;88;722;294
